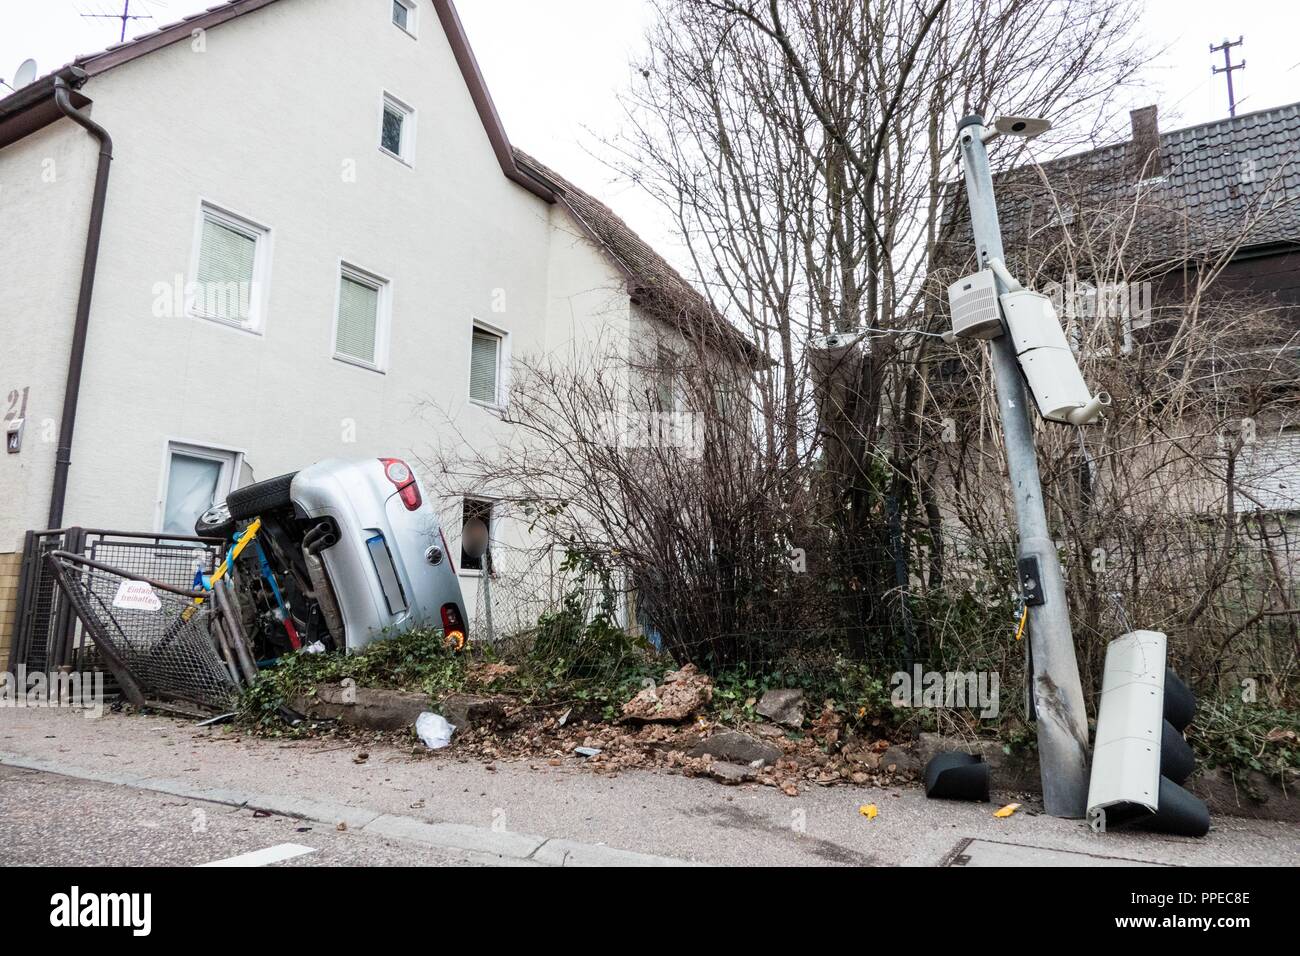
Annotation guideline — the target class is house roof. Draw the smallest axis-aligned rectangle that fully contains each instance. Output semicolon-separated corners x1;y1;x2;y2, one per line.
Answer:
940;102;1300;268
515;150;761;362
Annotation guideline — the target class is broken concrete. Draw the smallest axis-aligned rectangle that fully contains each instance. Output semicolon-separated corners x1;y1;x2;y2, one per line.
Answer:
289;684;429;731
622;664;713;722
689;729;781;767
708;761;759;785
756;688;805;728
880;744;922;777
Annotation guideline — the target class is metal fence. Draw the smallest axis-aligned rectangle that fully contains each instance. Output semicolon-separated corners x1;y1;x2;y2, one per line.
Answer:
8;529;222;686
457;518;1299;704
46;551;238;713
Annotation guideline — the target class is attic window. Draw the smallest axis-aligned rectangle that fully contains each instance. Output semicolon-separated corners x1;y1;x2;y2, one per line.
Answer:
392;0;417;36
380;92;415;163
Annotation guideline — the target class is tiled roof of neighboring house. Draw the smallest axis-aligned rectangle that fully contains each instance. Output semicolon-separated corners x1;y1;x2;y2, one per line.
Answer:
939;103;1300;269
515;150;760;362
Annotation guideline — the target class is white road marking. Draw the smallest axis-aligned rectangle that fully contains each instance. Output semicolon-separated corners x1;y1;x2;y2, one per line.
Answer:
199;842;318;867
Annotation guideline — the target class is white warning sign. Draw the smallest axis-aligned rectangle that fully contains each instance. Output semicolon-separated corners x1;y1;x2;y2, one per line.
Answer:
112;579;162;611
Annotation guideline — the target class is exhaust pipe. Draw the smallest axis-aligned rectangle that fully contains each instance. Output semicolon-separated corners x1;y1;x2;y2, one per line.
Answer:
302;522;338;556
303;549;345;646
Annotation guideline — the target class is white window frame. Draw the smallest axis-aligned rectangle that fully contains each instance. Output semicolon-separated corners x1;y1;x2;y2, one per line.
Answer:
186;200;273;334
391;0;418;37
654;346;683;415
458;495;495;578
468;318;510;409
155;439;244;534
331;260;391;373
379;91;416;165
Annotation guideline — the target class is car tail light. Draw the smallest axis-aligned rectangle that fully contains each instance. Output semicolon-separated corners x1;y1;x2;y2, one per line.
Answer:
380;457;422;510
441;603;466;650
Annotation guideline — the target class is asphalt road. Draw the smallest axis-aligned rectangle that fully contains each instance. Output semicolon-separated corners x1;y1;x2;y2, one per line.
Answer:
1;708;1296;866
0;765;492;867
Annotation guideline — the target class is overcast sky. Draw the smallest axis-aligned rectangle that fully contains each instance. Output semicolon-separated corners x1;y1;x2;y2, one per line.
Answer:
4;0;1299;259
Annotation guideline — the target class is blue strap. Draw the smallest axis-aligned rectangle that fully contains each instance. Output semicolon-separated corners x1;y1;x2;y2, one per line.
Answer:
253;538;291;618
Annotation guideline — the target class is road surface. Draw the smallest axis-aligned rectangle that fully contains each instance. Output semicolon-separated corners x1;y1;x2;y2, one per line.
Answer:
1;708;1294;866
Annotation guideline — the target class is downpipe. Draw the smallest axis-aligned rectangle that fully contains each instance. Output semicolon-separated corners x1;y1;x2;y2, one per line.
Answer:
47;76;113;528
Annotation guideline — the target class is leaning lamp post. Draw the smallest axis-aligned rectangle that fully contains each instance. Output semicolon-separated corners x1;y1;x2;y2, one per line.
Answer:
952;114;1091;818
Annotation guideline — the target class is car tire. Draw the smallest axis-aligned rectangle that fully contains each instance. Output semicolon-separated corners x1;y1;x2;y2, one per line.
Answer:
226;472;298;521
194;502;237;540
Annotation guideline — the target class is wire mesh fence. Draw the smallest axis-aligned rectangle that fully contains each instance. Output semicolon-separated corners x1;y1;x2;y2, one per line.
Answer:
46;552;239;713
9;529;224;683
463;516;1298;705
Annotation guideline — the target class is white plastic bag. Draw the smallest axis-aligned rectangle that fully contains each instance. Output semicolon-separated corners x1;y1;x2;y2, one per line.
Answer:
415;711;455;750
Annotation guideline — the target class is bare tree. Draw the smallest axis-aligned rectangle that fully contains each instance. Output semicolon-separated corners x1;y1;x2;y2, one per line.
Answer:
594;0;1148;642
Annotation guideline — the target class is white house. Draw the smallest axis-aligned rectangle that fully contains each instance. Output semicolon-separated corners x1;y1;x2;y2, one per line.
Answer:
0;0;742;651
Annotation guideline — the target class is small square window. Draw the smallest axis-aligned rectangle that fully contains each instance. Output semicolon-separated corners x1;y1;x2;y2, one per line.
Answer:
392;0;417;35
188;202;271;332
470;326;503;405
334;264;388;371
460;498;493;573
380;93;415;163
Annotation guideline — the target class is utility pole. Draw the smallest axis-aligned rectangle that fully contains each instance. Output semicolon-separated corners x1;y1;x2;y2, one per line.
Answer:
956;115;1090;818
1211;37;1245;117
80;1;152;45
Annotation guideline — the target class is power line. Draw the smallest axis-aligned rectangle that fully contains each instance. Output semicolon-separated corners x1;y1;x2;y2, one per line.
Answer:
1210;36;1245;118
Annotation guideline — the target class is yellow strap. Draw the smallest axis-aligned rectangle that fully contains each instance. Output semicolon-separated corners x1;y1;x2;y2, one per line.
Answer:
182;517;262;621
1014;604;1028;642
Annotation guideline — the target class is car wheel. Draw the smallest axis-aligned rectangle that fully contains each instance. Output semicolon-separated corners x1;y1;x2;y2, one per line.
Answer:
226;472;298;521
194;502;236;539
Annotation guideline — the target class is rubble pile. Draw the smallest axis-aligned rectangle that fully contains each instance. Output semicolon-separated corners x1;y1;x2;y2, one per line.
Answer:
437;668;916;797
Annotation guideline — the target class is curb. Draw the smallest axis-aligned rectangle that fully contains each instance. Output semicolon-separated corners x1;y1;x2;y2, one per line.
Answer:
0;752;696;867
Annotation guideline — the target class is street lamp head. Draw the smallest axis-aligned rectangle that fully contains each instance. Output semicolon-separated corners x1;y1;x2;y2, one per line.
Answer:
992;115;1052;139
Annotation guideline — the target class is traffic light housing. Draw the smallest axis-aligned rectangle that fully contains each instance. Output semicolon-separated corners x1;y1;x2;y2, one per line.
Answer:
1086;630;1209;837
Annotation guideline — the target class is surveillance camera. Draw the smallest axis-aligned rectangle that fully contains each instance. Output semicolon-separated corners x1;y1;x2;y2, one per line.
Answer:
993;115;1052;139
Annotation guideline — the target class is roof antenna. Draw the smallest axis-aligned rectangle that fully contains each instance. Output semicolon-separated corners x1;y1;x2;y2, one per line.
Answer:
80;0;154;44
1210;36;1245;118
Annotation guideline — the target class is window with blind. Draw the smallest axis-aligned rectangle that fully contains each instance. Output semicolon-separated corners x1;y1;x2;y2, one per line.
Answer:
469;327;502;405
334;265;387;370
190;203;268;330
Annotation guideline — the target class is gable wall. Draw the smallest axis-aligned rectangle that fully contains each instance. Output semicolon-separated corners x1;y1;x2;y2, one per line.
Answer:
0;0;633;572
